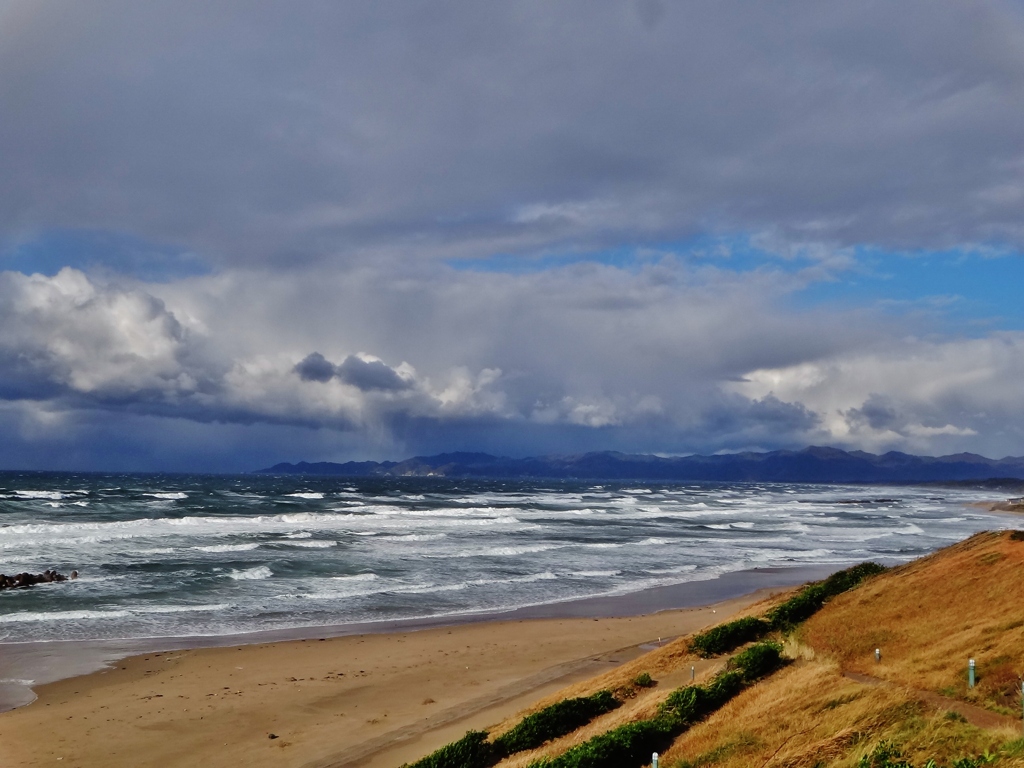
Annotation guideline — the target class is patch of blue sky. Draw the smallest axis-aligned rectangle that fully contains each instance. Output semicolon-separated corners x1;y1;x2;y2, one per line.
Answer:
0;229;211;282
794;246;1024;332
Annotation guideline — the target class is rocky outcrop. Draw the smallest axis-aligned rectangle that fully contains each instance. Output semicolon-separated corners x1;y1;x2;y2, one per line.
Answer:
0;570;76;590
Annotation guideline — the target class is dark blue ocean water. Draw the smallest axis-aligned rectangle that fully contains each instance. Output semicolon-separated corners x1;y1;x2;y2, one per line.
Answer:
0;473;1013;644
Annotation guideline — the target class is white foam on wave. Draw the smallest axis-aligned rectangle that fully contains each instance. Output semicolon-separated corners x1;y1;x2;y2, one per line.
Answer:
229;566;272;580
147;492;188;500
287;492;324;499
300;570;559;602
279;540;336;548
15;490;64;500
196;543;260;553
445;543;562;558
284;531;313;539
132;603;229;614
387;533;447;542
0;508;529;547
0;609;132;624
636;537;673;546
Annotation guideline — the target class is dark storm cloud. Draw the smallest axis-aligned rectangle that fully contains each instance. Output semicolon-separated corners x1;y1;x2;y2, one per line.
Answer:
2;0;1024;268
336;356;413;392
294;352;413;391
294;352;336;383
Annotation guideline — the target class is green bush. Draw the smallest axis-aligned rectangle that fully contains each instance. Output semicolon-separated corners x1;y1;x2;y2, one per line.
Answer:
531;715;677;768
633;672;655;688
493;690;621;755
728;641;784;682
689;615;772;658
767;562;887;629
403;729;495;768
659;684;708;722
537;647;787;768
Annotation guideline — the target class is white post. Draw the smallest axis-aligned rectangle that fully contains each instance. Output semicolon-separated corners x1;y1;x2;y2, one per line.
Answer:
691;665;695;681
875;648;881;663
969;658;976;688
652;752;659;768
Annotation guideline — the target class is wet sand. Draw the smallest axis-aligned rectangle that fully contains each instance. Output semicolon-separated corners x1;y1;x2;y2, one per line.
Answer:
0;567;830;768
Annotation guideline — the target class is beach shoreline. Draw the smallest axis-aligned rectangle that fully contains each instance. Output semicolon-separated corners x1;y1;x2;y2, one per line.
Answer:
0;562;838;714
0;564;834;768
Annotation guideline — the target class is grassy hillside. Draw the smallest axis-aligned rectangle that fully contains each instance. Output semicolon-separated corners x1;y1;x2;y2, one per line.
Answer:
661;530;1024;767
412;530;1024;768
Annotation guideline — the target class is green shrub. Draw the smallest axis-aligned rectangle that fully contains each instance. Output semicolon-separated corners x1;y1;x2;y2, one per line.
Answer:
539;653;788;768
689;615;772;658
493;690;621;755
767;562;886;629
728;641;784;682
857;741;913;768
531;715;677;768
633;672;655;688
403;729;495;768
659;684;708;722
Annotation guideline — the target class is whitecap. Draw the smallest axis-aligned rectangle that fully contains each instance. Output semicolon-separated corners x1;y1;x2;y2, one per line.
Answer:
147;492;188;500
15;490;64;500
287;492;324;499
229;566;272;580
196;543;260;553
132;604;229;614
281;540;336;548
0;609;132;624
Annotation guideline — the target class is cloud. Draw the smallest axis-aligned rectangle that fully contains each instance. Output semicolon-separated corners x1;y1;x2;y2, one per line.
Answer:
293;352;335;383
2;258;1023;467
0;267;218;404
731;335;1024;455
2;0;1024;270
3;1;1024;468
335;355;412;392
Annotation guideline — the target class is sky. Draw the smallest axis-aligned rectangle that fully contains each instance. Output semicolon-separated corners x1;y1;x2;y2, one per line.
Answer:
2;0;1024;472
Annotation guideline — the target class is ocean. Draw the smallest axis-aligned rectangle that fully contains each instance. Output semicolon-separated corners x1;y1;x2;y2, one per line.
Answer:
0;473;1014;645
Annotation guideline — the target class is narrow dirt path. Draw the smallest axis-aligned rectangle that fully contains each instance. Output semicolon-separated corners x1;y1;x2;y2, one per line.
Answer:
843;671;1020;730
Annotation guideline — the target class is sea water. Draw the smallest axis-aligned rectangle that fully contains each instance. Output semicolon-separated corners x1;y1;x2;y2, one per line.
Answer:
0;473;1013;644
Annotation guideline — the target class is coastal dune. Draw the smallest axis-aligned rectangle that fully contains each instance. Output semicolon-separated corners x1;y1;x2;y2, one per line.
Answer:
0;592;773;768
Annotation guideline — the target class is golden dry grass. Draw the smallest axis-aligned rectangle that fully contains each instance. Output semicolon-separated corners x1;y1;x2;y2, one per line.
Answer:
662;657;1022;768
802;531;1024;715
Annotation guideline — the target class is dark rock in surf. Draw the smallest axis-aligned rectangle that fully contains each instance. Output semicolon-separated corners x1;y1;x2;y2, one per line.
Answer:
0;569;72;590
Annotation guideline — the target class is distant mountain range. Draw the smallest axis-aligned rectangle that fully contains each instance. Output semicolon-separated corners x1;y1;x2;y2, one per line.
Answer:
257;446;1024;484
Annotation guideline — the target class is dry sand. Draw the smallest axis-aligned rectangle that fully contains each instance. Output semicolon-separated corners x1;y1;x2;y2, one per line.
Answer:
0;589;777;768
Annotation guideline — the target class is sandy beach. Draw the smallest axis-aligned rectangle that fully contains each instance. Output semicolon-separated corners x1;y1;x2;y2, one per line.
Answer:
0;585;787;768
